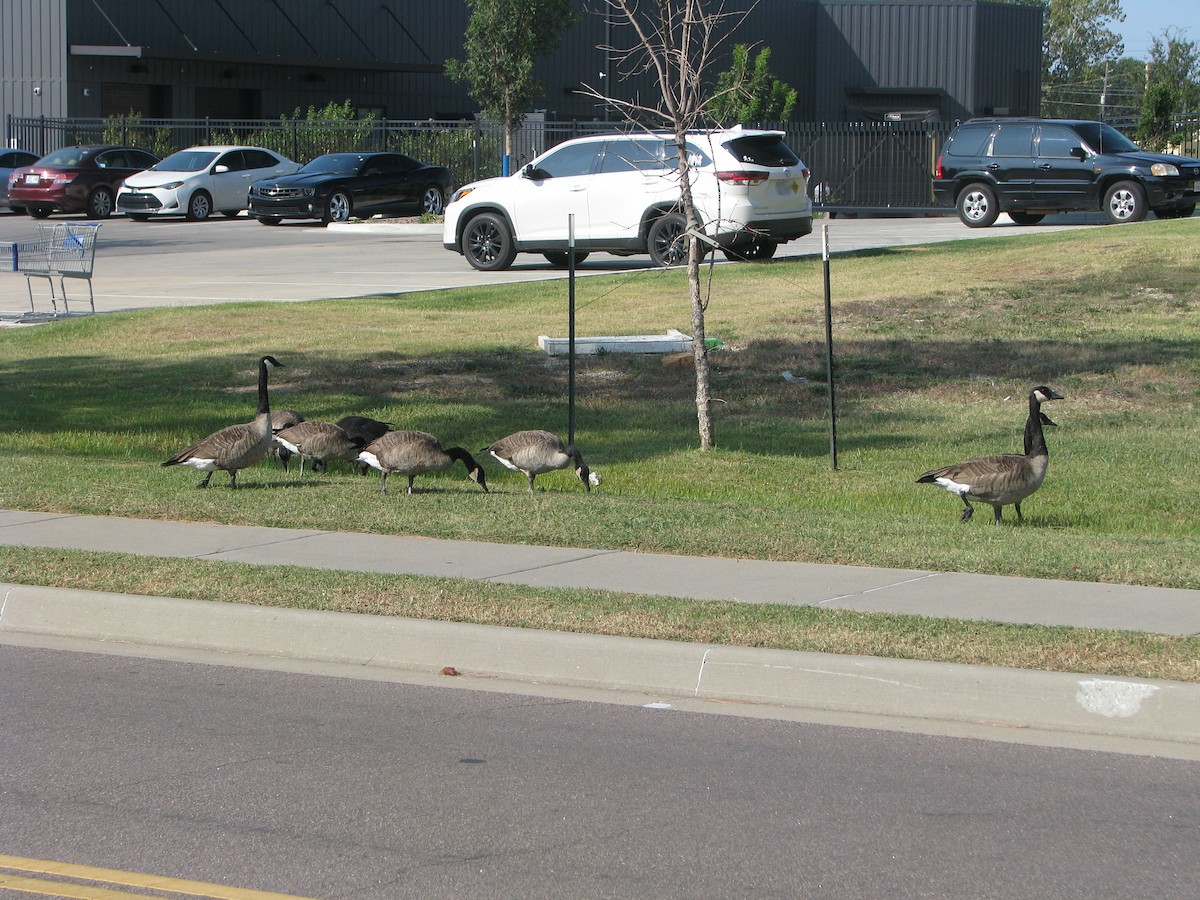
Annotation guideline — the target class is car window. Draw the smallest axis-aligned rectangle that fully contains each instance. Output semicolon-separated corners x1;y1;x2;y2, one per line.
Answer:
129;150;159;170
944;124;992;157
1073;123;1141;154
97;150;128;169
217;151;245;172
365;156;404;175
1038;126;1082;159
989;125;1035;157
532;142;602;178
154;150;219;171
243;150;278;169
599;139;671;174
723;135;799;167
41;148;85;167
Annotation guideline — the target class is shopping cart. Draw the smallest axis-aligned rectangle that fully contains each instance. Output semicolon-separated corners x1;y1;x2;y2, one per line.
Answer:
19;222;102;314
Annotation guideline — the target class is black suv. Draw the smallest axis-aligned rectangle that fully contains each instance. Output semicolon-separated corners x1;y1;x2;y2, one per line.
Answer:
933;118;1200;227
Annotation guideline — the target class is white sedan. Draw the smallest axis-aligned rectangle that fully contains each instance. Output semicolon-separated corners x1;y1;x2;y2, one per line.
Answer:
117;145;299;221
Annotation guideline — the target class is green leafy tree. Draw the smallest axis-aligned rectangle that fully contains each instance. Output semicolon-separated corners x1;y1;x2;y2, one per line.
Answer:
1137;29;1200;150
709;44;797;124
1041;0;1125;115
444;0;578;164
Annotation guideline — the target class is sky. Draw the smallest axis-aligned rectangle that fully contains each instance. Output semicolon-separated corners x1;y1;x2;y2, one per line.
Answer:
1114;1;1200;60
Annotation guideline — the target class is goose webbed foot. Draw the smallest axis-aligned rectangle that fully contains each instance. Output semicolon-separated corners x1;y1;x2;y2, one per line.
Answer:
197;473;213;489
959;501;974;523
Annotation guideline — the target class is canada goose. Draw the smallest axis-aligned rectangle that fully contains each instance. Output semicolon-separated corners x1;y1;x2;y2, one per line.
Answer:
270;409;305;468
481;430;600;492
357;430;489;495
917;385;1064;523
161;355;284;489
336;415;393;475
274;421;364;476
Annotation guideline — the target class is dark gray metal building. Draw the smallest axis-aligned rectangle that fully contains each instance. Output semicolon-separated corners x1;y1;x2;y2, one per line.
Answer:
3;0;1040;137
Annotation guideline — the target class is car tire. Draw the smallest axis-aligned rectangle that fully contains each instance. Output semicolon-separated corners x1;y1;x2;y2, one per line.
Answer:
722;240;778;261
128;214;150;222
1103;180;1147;224
10;205;27;216
256;216;282;226
322;191;352;225
461;213;517;271
28;206;52;219
542;250;590;267
1153;203;1195;220
1007;211;1045;225
186;190;212;221
956;183;999;228
420;186;445;215
86;187;114;219
647;213;692;266
221;210;241;218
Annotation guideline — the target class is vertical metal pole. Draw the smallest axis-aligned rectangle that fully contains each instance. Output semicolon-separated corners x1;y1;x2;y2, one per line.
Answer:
568;214;577;446
822;224;838;471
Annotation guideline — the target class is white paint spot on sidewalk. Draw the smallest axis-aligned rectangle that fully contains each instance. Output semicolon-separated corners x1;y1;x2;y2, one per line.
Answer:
1076;679;1159;718
643;702;673;709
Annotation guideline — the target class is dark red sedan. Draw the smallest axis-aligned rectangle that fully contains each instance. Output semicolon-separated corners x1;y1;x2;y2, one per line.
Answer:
8;145;160;219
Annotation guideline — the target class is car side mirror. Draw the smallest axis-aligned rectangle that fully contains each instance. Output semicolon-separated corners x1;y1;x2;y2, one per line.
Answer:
213;164;230;174
522;164;549;180
1070;147;1087;160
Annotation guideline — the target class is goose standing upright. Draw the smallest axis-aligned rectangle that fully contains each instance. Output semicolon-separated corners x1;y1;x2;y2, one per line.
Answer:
482;430;600;493
162;355;284;489
274;421;363;476
917;386;1064;523
357;430;489;495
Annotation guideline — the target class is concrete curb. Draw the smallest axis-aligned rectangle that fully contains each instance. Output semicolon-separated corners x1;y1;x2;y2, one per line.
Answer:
3;582;1197;752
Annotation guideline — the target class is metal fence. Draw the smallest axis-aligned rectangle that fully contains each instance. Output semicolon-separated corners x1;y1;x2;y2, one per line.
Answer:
7;112;1197;213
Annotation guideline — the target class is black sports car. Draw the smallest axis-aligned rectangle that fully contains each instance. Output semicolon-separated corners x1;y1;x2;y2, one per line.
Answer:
247;152;453;225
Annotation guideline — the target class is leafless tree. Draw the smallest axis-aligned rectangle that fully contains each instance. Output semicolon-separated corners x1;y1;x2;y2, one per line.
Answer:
582;0;756;450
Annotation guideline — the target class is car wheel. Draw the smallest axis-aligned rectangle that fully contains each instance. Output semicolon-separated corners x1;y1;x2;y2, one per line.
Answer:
461;213;516;271
421;186;445;215
956;183;998;228
186;190;212;221
28;206;52;219
86;187;114;219
128;214;150;222
256;216;282;226
542;250;590;267
221;210;241;218
722;240;778;261
1007;211;1045;225
323;191;352;224
647;213;691;266
1103;180;1147;224
10;205;27;216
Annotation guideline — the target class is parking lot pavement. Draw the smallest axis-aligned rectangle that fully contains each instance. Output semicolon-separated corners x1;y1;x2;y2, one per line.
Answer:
0;210;1102;319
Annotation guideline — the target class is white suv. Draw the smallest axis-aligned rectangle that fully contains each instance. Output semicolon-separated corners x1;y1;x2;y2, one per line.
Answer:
443;128;813;270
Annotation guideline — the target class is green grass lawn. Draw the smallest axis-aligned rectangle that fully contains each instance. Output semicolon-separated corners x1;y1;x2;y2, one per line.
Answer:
1;219;1197;679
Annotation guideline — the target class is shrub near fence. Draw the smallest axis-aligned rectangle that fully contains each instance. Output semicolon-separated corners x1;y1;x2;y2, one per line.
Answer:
10;112;1197;211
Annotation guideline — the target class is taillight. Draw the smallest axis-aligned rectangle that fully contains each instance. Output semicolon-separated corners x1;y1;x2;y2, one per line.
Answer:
716;171;769;186
53;173;78;184
935;155;944;179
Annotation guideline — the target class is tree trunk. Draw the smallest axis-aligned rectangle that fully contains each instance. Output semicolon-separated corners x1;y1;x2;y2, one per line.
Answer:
676;132;715;450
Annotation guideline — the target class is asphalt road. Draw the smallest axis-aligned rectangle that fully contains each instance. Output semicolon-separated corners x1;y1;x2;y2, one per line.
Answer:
0;208;1101;317
3;643;1197;900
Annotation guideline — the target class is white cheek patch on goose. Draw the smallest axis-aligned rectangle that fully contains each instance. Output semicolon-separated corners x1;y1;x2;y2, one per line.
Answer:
935;476;972;496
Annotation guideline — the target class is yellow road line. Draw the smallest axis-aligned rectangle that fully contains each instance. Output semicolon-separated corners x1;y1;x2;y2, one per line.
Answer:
0;872;145;899
0;855;318;900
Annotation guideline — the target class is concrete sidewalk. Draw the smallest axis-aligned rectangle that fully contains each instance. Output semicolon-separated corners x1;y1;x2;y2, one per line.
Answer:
2;509;1198;757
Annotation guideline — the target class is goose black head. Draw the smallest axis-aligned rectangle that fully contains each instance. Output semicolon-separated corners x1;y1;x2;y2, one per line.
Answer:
1031;385;1064;403
469;464;489;493
260;355;284;369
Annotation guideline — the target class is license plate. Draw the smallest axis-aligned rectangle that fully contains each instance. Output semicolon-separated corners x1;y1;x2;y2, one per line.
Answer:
25;174;40;184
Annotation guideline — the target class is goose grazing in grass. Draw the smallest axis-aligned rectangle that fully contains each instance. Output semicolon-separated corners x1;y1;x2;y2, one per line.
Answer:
917;385;1064;523
162;355;284;489
358;430;489;496
270;409;305;469
337;415;393;475
482;430;600;493
274;421;364;476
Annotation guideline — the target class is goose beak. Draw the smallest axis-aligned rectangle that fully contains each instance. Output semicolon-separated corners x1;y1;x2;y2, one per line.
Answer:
471;468;489;493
